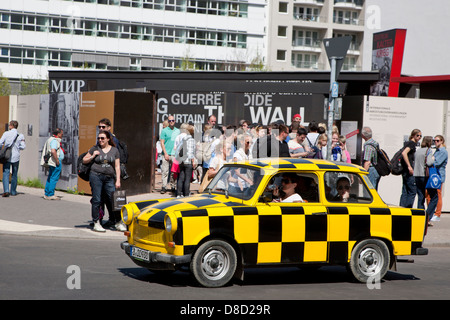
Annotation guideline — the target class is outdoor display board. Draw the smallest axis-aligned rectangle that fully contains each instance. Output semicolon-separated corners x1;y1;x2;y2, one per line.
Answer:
370;29;407;97
363;95;450;210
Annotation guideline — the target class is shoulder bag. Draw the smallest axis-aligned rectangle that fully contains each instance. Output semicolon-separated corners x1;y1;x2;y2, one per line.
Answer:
0;134;19;164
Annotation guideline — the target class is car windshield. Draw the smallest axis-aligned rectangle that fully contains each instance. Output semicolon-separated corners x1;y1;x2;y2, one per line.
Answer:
203;165;264;200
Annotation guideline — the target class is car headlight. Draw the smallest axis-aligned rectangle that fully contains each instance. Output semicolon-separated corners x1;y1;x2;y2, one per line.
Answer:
121;204;134;225
164;213;177;234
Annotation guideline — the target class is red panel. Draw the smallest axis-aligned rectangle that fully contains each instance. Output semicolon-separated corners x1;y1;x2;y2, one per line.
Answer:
391;75;450;84
388;29;407;97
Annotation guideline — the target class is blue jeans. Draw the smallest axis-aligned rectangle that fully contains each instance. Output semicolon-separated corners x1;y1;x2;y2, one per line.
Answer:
3;161;19;195
400;172;416;208
177;163;193;197
415;176;427;210
368;166;381;190
426;187;439;221
89;172;115;222
45;163;62;196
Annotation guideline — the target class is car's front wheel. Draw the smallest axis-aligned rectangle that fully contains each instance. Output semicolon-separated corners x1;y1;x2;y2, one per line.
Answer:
349;238;390;283
190;239;237;288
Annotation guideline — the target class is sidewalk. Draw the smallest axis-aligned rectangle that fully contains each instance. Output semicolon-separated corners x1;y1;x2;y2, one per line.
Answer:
0;175;448;248
0;172;201;240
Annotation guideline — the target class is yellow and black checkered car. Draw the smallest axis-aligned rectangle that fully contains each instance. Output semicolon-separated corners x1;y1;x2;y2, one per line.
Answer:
120;158;428;287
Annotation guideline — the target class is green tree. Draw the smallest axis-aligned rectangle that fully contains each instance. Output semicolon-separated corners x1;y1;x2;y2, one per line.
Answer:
0;71;11;96
247;52;269;72
19;77;49;95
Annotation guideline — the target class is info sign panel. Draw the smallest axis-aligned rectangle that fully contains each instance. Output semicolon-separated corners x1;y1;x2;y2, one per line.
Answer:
370;29;406;97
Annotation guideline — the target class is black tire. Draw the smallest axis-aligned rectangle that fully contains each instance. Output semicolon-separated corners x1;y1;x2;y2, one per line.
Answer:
190;239;237;288
349;239;390;283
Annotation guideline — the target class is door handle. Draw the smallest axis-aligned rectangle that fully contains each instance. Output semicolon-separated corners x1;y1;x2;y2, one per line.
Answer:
312;212;327;216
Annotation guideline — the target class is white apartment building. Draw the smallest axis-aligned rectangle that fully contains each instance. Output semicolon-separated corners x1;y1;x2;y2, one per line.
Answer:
0;0;266;89
266;0;365;71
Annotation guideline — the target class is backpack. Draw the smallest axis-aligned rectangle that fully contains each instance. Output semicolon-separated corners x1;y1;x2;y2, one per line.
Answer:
306;136;319;159
201;139;214;163
40;137;54;167
390;146;406;175
77;146;97;181
175;136;188;161
116;140;128;164
371;144;392;176
77;152;92;181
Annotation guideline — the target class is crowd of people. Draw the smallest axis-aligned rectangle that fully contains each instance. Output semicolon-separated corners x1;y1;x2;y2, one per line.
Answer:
156;114;352;199
156;116;448;225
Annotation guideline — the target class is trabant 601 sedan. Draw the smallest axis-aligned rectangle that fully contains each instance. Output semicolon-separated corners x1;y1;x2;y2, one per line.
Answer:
120;158;428;287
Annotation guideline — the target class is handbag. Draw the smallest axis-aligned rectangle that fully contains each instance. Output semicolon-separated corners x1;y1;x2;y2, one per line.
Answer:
425;166;442;189
0;134;19;164
112;190;127;211
424;148;431;178
198;173;213;193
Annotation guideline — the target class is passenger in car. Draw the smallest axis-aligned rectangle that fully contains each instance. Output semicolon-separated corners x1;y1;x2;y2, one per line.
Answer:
331;176;357;203
273;172;303;203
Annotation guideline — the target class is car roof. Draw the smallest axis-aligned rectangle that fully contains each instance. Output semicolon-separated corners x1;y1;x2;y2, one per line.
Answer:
224;157;367;174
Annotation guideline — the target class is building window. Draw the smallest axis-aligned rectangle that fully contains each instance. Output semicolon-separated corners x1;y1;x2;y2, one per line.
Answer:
294;6;321;22
292;29;320;48
277;50;286;61
278;26;287;37
279;2;288;13
333;10;360;25
291;53;318;69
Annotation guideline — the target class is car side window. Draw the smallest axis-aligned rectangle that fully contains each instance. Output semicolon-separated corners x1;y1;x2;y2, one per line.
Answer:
260;172;320;203
324;172;372;203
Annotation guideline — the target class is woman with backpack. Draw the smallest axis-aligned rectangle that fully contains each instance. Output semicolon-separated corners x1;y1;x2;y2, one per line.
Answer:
400;129;422;208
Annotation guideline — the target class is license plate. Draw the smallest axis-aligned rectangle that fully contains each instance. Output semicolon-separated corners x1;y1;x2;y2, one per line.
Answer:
130;246;150;262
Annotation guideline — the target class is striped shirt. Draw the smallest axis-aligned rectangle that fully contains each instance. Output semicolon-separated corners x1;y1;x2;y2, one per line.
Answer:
362;138;378;165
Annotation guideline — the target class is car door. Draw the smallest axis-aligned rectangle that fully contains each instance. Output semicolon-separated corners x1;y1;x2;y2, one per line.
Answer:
255;171;328;264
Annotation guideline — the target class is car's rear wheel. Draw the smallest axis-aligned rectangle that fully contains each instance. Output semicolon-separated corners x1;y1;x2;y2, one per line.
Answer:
349;238;390;283
190;239;237;288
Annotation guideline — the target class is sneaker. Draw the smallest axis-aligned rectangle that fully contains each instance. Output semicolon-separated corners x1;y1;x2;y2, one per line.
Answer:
102;220;116;230
115;221;127;232
431;215;441;222
93;220;106;232
160;187;167;194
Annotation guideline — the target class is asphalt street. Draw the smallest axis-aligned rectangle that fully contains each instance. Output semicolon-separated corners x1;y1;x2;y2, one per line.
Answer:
1;184;450;303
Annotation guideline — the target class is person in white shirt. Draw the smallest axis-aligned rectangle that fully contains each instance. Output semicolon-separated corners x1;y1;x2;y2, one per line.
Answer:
273;173;303;203
229;134;253;194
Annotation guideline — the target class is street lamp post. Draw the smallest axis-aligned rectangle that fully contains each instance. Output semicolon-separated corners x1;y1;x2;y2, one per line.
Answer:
323;36;352;160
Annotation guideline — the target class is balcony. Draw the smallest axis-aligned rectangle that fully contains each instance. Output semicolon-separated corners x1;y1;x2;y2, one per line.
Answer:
334;0;364;10
294;0;325;6
293;13;327;23
292;39;322;52
291;59;321;70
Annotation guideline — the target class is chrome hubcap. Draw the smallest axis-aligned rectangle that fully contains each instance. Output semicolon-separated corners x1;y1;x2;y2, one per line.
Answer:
201;248;229;280
358;247;383;276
